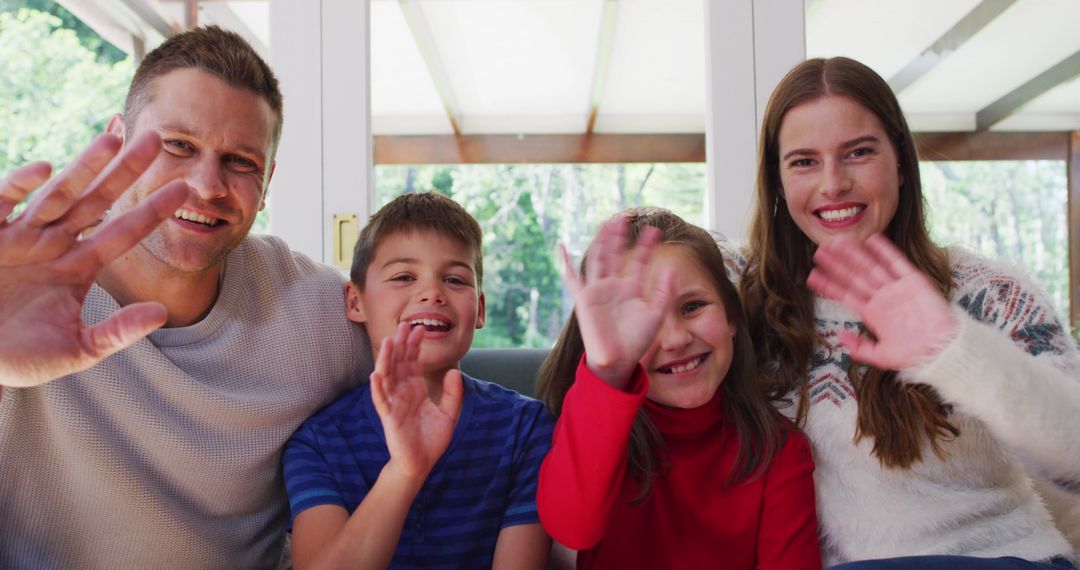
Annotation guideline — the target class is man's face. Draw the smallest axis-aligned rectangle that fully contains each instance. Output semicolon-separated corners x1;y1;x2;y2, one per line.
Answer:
346;230;485;380
109;67;277;275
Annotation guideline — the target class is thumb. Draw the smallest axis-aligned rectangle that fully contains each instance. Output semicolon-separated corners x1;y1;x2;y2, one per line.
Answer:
81;301;166;359
440;369;464;421
838;329;885;368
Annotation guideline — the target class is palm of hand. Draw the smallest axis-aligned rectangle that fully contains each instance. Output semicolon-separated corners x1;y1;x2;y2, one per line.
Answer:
370;324;463;480
573;272;663;375
0;274;95;385
0;134;188;387
563;217;670;386
377;372;458;478
808;234;957;371
854;271;955;370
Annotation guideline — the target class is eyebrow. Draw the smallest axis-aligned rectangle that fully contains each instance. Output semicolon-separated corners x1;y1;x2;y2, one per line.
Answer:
381;257;475;273
781;134;882;162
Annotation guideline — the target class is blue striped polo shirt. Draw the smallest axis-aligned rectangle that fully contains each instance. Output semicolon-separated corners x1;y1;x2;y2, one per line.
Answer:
283;373;554;568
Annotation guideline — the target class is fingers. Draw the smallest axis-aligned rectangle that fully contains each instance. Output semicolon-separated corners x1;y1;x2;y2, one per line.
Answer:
370;336;395;415
559;243;583;299
56;131;165;234
625;225;661;286
80;301;168;360
648;264;676;317
22;134;123;227
586;215;628;281
865;233;917;280
0;162;51;220
439;369;464;421
811;240;879;304
63;180;189;274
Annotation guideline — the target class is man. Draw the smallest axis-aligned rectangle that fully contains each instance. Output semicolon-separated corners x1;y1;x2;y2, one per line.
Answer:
0;26;372;568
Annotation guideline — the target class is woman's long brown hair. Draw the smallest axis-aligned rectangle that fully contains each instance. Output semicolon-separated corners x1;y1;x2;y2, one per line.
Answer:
536;207;789;500
740;57;957;468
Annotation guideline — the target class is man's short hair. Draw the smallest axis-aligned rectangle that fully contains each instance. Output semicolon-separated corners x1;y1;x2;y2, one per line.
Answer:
123;25;283;148
351;192;484;290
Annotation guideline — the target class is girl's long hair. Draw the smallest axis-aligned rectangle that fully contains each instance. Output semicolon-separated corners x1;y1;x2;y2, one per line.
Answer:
740;57;957;468
537;207;789;500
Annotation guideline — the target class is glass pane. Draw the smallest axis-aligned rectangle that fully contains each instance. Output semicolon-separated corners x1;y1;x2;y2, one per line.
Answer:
921;160;1069;323
374;163;705;348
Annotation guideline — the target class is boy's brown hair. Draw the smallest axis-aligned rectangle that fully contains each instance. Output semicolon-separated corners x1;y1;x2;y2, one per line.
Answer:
123;25;284;150
351;192;484;289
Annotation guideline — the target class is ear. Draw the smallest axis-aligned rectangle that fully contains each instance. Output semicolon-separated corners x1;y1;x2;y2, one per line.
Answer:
475;291;486;329
106;114;126;140
260;162;276;212
344;281;367;324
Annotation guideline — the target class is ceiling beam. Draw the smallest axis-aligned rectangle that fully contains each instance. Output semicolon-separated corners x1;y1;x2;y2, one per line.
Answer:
117;0;178;38
399;0;463;135
374;134;705;164
585;0;618;134
915;131;1068;161
976;48;1080;131
888;0;1016;93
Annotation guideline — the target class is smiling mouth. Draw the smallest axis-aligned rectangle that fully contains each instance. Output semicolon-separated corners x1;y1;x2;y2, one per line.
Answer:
175;208;223;227
816;205;865;223
408;318;451;332
656;354;707;374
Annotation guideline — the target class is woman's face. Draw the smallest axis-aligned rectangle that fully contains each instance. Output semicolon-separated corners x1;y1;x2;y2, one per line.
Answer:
777;95;902;246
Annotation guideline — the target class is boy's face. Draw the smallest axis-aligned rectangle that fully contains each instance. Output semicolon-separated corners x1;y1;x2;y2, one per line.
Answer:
346;229;485;379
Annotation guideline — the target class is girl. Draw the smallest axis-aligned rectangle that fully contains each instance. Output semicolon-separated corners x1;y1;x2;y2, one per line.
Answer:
536;207;821;569
740;56;1080;569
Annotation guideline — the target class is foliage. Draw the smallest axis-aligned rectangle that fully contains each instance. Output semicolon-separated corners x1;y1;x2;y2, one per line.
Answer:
0;0;125;63
921;160;1069;324
375;163;706;348
0;8;131;176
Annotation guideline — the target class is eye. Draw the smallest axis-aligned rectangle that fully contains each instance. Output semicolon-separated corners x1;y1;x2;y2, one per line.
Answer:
681;300;705;315
225;155;259;173
848;147;874;159
444;275;470;286
389;273;415;283
163;139;194;156
788;157;815;168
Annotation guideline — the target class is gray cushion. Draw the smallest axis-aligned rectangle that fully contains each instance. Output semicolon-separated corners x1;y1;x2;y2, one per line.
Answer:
461;348;550;398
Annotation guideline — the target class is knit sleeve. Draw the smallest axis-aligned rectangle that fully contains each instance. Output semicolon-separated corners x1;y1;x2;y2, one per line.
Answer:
536;356;648;550
755;430;822;570
907;254;1080;492
501;400;556;529
282;424;352;525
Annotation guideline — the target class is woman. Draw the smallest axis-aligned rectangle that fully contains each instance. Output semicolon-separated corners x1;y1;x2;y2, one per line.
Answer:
739;56;1080;569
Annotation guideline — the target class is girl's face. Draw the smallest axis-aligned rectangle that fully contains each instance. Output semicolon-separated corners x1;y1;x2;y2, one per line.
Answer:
638;244;736;409
777;95;902;246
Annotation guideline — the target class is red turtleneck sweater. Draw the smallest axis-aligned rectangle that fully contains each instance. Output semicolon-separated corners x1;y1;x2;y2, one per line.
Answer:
538;360;821;570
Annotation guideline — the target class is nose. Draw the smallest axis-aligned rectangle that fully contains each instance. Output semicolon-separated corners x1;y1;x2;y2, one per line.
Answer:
656;315;692;352
820;158;852;200
417;281;447;305
188;155;229;200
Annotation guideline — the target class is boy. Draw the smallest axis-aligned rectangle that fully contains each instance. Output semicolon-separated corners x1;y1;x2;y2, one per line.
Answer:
283;192;554;569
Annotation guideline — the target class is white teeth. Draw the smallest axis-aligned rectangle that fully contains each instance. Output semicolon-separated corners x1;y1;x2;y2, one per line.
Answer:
818;206;863;222
174;208;220;227
409;318;449;327
661;355;705;374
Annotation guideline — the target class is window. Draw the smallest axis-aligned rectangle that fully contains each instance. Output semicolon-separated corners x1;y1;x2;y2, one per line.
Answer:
375;163;705;347
1;0;131;213
922;160;1069;323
